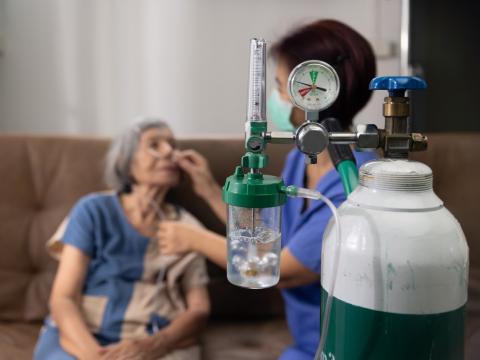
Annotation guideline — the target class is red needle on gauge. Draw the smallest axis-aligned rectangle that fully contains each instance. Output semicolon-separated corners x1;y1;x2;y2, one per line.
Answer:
298;87;312;97
295;80;327;97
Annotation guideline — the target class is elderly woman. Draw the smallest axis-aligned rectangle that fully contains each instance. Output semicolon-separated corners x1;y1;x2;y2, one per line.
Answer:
34;119;210;360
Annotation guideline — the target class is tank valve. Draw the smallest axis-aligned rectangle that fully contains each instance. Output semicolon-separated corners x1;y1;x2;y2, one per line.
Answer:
369;76;428;158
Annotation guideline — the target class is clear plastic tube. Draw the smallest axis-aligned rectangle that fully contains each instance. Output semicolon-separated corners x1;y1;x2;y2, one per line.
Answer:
290;187;341;360
149;200;166;282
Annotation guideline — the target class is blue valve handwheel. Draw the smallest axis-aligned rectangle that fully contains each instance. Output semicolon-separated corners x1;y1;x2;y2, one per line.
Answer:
369;76;427;97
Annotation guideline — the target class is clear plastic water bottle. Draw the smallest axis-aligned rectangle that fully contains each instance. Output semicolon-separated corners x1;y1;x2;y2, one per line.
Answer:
226;205;281;289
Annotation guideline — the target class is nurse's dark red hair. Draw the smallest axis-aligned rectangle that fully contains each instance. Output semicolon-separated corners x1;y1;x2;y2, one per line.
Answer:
270;19;376;130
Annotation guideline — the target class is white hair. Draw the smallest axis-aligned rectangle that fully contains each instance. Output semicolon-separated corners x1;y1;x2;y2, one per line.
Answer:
104;118;169;192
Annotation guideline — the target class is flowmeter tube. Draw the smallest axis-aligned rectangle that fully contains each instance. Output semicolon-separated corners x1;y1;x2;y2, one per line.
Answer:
247;38;267;123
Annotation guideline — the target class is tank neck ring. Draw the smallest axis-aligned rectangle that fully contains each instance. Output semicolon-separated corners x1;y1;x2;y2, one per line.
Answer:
359;159;433;192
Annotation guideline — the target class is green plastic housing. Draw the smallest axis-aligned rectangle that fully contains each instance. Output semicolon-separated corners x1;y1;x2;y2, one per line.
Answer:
222;166;287;208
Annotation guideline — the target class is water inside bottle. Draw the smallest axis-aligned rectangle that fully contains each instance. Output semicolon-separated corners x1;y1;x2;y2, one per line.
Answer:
227;226;281;289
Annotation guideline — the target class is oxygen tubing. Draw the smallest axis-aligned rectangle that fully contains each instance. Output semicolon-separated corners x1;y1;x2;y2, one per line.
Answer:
287;187;341;360
336;159;359;195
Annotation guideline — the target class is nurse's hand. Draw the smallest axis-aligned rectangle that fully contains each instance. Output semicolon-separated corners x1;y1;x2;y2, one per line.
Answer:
175;149;227;224
158;221;228;269
175;150;219;199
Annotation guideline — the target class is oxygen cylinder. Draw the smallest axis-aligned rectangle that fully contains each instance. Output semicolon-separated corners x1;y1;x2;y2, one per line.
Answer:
320;158;468;360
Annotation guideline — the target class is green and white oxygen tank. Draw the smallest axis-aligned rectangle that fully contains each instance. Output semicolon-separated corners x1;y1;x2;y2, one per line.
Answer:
321;159;468;360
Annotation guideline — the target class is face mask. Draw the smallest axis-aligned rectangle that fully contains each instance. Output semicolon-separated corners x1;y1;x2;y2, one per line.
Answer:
267;89;295;132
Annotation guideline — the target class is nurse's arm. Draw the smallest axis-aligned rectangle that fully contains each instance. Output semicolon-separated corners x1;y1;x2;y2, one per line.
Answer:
277;248;319;288
49;244;102;359
159;224;319;287
159;222;228;269
184;231;319;288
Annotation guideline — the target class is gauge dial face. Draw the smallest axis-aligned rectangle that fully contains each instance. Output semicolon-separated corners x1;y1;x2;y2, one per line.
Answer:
287;60;340;112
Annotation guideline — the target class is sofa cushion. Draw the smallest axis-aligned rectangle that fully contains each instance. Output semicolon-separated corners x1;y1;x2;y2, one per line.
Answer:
202;319;291;360
0;136;109;321
0;322;42;359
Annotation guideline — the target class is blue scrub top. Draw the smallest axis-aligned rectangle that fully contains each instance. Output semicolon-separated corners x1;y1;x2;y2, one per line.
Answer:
279;148;377;360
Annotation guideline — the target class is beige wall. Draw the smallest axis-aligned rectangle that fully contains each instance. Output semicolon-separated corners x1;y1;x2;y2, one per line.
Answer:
0;0;401;137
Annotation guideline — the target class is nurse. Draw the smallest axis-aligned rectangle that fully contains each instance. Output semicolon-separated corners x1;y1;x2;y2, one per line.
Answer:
158;19;377;360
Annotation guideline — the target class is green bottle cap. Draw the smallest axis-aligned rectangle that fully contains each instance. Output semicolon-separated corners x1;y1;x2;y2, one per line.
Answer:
222;166;287;208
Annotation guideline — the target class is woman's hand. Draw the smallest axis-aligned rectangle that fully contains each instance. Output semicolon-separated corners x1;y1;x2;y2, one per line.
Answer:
99;338;166;360
157;221;200;255
175;150;220;200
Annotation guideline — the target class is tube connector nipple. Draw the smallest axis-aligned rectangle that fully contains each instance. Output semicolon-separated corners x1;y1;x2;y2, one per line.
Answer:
281;185;298;197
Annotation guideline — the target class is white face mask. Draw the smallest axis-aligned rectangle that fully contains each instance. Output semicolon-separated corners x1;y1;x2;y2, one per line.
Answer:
267;89;295;131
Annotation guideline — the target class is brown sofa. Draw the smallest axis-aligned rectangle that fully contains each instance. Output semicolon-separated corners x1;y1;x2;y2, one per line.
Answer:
0;134;478;359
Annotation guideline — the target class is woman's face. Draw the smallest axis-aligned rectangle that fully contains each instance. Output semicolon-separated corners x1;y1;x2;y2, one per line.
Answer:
275;60;305;128
130;127;180;189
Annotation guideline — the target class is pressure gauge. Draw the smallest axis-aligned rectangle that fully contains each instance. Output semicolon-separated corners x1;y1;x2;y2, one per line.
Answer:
287;60;340;112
